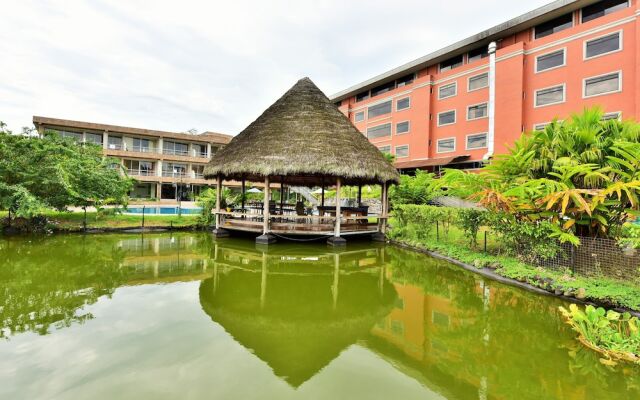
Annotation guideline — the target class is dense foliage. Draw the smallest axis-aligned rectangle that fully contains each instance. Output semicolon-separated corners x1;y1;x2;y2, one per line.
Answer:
560;304;639;365
0;125;132;219
436;108;640;242
388;170;442;205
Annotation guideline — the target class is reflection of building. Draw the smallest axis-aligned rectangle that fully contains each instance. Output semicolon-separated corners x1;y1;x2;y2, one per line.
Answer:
33;116;232;203
117;234;212;284
199;243;398;387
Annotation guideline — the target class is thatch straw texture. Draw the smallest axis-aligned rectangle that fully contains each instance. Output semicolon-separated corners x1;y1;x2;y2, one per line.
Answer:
204;77;399;186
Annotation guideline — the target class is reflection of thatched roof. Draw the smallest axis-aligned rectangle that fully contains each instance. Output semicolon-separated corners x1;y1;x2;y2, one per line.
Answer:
199;270;397;387
204;78;400;186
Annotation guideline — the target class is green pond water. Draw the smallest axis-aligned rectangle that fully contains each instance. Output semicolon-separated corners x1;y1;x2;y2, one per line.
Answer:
1;233;638;399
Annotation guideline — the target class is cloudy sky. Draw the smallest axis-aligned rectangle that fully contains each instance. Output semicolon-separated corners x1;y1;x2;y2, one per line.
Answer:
1;0;550;135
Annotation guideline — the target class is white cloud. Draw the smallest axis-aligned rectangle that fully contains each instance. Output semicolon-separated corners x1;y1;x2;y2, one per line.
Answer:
0;0;551;135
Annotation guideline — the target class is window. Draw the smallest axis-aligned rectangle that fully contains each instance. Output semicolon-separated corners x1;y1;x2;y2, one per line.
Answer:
132;138;152;152
193;143;208;157
395;145;409;158
585;32;621;59
378;145;391;154
467;103;488;120
108;136;123;150
354;111;365;122
534;13;573;39
396;121;410;134
55;130;82;142
396;97;410;111
367;123;392;139
535;85;565;107
582;0;629;23
125;160;154;176
368;100;392;118
396;73;415;87
356;90;369;102
163;140;188;155
438;82;457;99
534;123;550;131
437;110;456;126
437;138;456;153
85;132;103;145
162;162;187;177
468;46;488;63
371;81;396;97
584;72;621;97
466;133;487;149
602;112;622;121
468;73;488;91
440;55;463;72
536;49;565;72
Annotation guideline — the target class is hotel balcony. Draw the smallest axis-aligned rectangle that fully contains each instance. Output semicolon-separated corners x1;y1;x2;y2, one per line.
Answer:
127;169;156;177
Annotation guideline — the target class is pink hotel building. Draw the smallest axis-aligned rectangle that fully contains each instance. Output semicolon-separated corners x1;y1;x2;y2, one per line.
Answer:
331;0;638;171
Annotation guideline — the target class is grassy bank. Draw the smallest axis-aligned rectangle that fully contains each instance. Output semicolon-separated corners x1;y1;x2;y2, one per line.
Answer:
0;210;200;232
389;223;640;312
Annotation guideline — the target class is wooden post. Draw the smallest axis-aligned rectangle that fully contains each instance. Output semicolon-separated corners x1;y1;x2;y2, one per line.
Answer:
335;177;341;238
382;181;388;233
357;184;362;206
321;177;325;207
263;176;270;234
241;178;246;210
280;176;284;215
215;176;222;229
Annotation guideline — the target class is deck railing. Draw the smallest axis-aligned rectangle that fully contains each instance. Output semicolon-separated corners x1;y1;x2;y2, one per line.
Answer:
214;210;385;236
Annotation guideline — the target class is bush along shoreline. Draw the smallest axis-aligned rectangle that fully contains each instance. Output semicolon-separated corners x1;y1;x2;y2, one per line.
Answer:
388;204;640;314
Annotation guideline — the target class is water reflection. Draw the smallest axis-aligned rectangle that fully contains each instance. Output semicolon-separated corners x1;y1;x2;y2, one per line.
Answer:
199;242;397;387
1;233;639;399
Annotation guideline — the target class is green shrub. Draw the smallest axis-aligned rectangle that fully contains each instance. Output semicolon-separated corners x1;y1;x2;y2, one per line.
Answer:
457;209;486;248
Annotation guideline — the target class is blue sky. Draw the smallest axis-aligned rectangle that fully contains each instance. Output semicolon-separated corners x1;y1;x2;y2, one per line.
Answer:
1;0;551;135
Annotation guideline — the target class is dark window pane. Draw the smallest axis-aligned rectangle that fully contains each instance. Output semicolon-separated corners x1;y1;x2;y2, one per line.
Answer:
468;46;488;62
468;73;488;90
534;13;573;39
438;139;455;152
395;145;409;158
396;97;410;110
367;123;392;139
438;83;457;99
536;86;564;106
378;145;391;153
438;111;456;125
367;101;392;118
371;81;396;97
582;0;628;23
354;111;365;122
467;103;487;119
356;91;369;102
467;134;487;149
396;73;415;87
536;49;565;71
396;121;410;134
440;55;463;72
585;73;620;96
585;32;620;58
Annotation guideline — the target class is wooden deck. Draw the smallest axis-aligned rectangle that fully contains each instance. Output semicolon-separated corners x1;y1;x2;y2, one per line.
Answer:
216;212;383;236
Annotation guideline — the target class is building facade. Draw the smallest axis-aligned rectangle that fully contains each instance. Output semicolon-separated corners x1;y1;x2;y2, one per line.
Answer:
331;0;637;172
33;116;232;202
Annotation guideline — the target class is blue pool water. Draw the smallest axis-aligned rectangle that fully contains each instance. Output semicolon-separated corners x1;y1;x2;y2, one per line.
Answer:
124;206;202;215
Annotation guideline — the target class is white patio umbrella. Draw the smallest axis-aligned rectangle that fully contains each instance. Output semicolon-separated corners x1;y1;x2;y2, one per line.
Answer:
247;188;262;193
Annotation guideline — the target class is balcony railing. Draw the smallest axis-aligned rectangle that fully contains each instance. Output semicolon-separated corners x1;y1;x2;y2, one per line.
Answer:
162;148;189;156
128;169;155;176
131;145;155;153
162;171;188;178
194;173;205;179
107;143;123;150
194;152;209;158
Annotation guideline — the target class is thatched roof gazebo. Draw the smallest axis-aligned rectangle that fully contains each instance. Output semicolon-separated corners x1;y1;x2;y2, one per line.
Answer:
204;77;399;245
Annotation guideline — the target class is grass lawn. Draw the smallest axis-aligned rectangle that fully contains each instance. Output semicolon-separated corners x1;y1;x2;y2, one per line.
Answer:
1;210;200;231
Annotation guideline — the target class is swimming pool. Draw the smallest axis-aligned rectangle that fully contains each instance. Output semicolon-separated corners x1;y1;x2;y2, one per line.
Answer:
124;206;202;215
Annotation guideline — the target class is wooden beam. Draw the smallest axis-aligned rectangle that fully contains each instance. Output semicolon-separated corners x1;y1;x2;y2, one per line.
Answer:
321;177;325;207
381;181;388;233
280;176;284;214
263;176;270;234
357;184;362;206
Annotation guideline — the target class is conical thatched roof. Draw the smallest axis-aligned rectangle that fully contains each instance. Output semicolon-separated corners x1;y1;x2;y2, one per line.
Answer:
204;77;399;186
